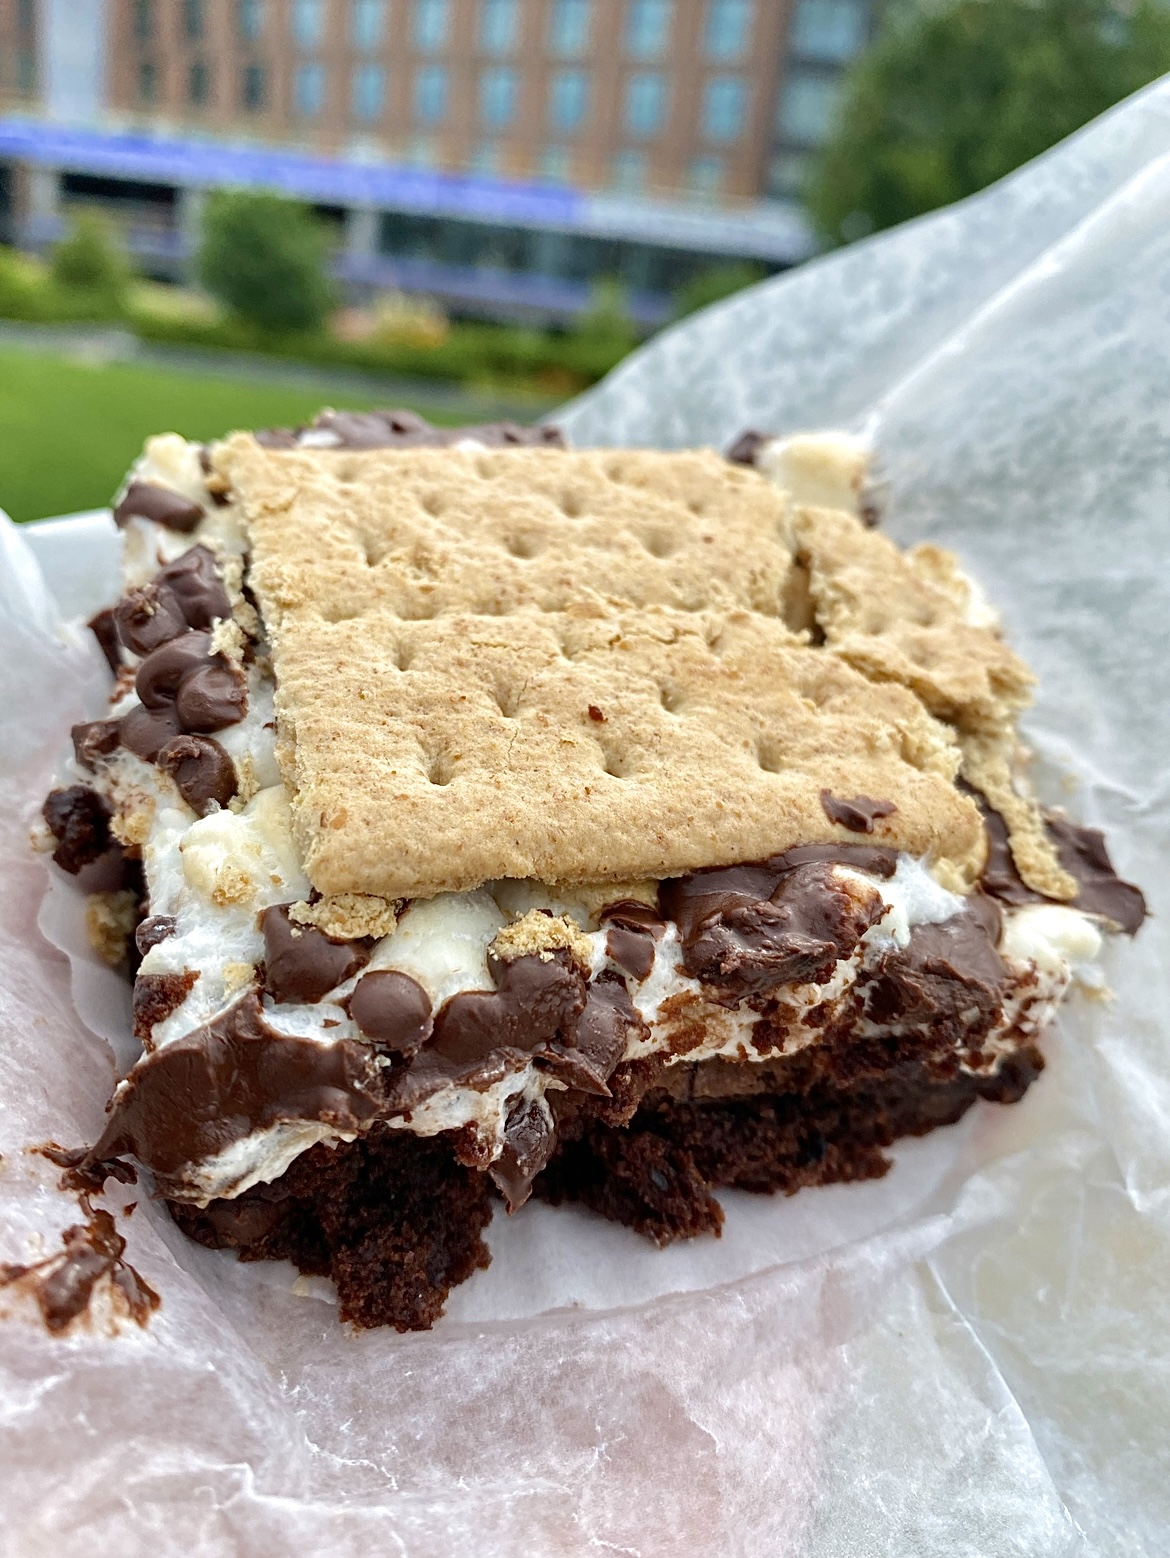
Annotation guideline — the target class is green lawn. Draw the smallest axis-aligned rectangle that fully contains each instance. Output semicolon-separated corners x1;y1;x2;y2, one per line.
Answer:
0;347;439;523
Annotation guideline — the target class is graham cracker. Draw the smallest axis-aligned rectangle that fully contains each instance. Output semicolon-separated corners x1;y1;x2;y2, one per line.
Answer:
214;437;1066;901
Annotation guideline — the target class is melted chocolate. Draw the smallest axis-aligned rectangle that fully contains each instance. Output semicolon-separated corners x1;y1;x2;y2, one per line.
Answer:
156;733;237;814
174;660;248;732
114;583;189;657
118;703;183;762
84;991;388;1185
113;480;204;533
157;545;232;629
660;845;896;1000
261;904;369;1004
601;899;664;981
489;1096;557;1212
42;785;112;875
348;970;433;1054
537;971;646;1095
965;783;1147;934
820;790;898;834
726;429;768;466
135;631;216;707
87;606;121;673
0;1199;159;1333
256;407;565;452
863;893;1006;1043
431;951;586;1066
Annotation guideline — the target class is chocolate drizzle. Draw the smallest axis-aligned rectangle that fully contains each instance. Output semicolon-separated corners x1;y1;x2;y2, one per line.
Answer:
257;407;565;452
660;845;896;1000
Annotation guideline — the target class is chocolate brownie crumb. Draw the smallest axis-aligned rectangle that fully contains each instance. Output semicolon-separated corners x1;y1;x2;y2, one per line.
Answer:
133;970;199;1046
42;785;112;875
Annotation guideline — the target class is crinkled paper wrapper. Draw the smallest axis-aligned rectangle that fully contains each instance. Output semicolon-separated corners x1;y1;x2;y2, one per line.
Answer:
3;81;1170;1557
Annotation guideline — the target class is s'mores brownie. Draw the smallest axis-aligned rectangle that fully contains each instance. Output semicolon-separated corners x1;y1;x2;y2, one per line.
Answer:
40;408;1146;1331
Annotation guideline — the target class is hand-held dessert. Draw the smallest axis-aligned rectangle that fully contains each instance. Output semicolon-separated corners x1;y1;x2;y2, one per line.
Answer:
39;409;1145;1330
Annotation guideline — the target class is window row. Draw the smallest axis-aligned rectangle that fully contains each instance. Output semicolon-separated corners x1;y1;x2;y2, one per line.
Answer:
131;0;758;61
138;59;752;142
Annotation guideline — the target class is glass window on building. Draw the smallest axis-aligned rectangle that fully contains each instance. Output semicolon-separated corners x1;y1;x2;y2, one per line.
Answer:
353;63;386;119
790;0;868;63
189;59;210;104
548;69;589;133
238;0;264;41
415;63;449;122
351;0;385;49
702;74;746;141
549;0;591;58
292;0;325;48
539;145;572;183
612;149;648;193
625;0;672;59
137;57;157;101
414;0;450;51
184;0;205;40
480;0;520;54
777;68;842;143
295;61;326;115
704;0;751;59
625;72;667;137
688;154;724;196
242;61;266;109
133;0;153;42
480;66;519;128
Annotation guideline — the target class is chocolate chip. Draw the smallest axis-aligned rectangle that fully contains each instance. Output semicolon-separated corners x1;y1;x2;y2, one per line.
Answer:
86;607;121;673
348;970;433;1054
71;719;121;771
254;428;300;449
157;545;232;629
119;703;183;762
260;905;370;1004
537;970;645;1095
273;408;568;452
114;584;189;657
587;704;606;723
156;734;237;814
136;916;177;955
820;791;898;834
113;481;204;533
430;952;587;1067
42;786;112;875
174;659;248;733
863;899;1006;1042
726;429;769;466
135;631;214;708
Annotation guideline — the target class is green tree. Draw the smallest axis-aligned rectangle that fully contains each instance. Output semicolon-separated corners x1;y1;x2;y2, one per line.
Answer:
673;262;766;320
49;212;131;312
197;191;333;335
807;0;1170;246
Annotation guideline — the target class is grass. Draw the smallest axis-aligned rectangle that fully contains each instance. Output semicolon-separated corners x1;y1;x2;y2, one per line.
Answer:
0;346;420;523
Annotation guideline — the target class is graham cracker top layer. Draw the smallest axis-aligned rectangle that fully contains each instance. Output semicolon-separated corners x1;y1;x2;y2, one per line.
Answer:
215;435;1067;902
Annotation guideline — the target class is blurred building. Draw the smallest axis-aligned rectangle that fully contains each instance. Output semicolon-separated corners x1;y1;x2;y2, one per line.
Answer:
0;0;877;324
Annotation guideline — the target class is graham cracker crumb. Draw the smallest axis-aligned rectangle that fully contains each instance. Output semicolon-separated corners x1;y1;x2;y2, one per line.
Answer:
209;616;246;665
288;893;399;940
222;961;257;997
491;911;593;969
110;805;153;849
86;890;140;967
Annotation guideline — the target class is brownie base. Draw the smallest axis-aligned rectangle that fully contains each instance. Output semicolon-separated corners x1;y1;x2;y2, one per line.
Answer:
168;1046;1043;1330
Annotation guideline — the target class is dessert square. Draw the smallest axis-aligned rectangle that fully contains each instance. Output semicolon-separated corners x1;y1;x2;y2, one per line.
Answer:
38;410;1145;1331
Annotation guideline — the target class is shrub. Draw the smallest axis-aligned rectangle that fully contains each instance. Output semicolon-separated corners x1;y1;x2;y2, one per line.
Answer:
49;212;131;313
197;191;334;335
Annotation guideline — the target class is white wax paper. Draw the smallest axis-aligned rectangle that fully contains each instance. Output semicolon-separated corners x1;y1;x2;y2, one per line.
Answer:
3;78;1170;1555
